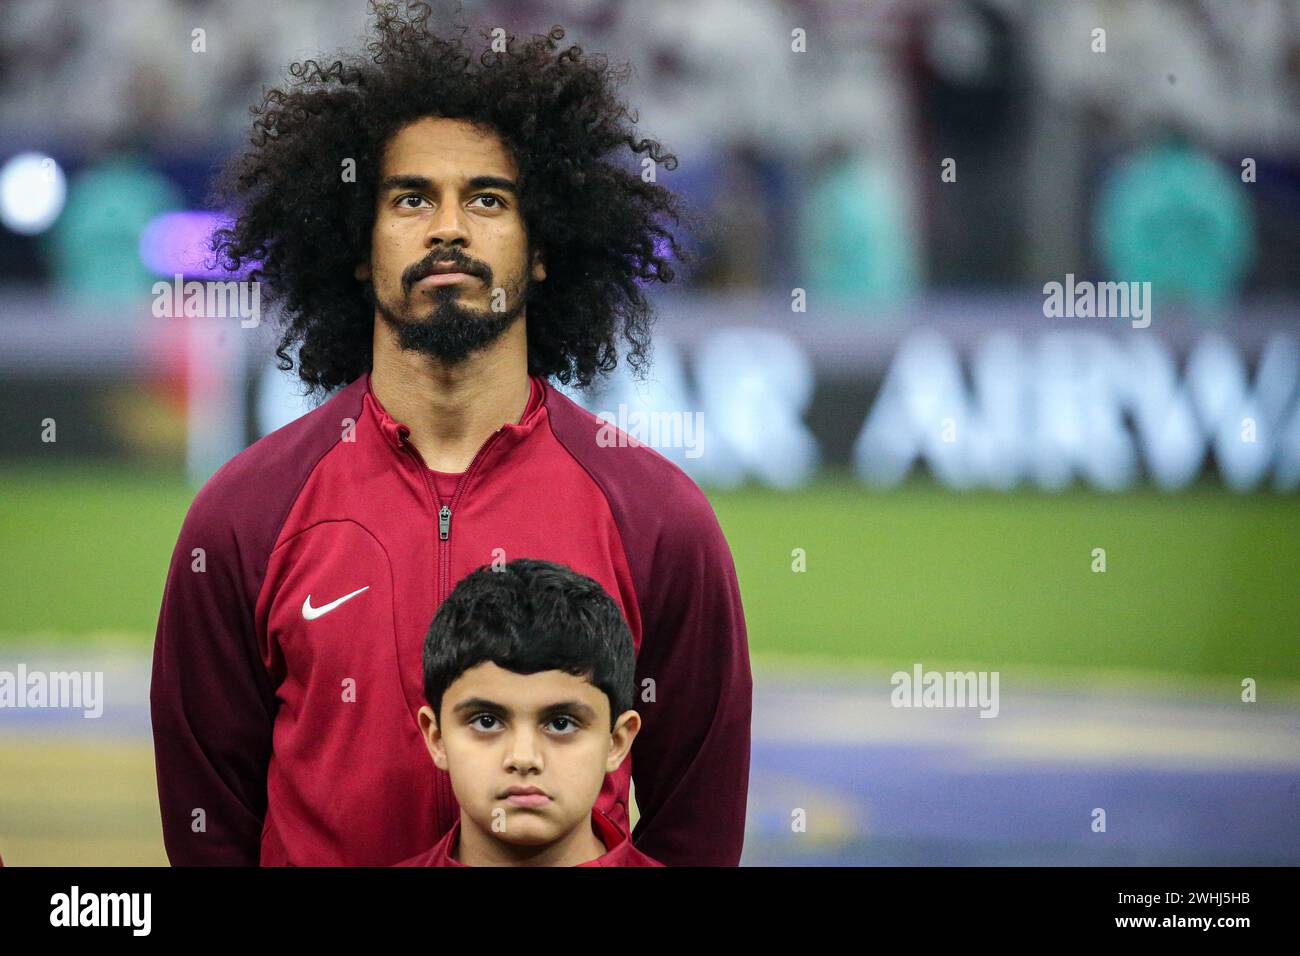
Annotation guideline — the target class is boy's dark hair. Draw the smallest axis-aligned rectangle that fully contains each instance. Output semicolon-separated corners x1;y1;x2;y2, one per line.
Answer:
208;0;690;397
423;559;635;729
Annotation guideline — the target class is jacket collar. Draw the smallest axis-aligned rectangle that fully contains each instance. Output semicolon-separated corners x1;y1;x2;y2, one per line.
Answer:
363;371;548;456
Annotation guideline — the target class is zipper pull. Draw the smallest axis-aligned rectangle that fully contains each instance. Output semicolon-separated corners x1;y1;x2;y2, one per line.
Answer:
438;504;451;540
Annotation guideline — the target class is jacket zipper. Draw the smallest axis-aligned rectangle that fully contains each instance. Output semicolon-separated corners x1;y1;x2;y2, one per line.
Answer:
439;426;508;600
401;425;507;597
400;424;511;832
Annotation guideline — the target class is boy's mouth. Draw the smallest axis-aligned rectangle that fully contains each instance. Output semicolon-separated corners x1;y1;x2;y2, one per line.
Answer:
500;785;551;809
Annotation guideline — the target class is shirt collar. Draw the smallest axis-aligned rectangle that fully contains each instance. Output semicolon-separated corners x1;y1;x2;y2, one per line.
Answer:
436;809;625;866
589;809;629;855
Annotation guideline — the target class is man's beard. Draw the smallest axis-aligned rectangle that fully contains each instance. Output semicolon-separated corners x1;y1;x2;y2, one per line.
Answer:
371;272;530;366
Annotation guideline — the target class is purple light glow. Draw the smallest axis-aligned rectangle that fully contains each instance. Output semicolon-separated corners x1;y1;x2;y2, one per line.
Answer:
139;211;258;279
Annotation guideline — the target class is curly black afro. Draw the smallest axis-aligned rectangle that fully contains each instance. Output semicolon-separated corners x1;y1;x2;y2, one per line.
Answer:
208;0;690;395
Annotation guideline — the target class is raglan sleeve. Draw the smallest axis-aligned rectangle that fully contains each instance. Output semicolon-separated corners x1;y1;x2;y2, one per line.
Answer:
149;479;277;866
629;488;753;866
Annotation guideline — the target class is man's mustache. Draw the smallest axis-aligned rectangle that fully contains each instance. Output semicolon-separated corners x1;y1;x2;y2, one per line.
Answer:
404;253;489;290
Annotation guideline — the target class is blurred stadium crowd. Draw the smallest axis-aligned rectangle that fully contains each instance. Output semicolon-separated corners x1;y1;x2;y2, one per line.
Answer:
3;0;1299;307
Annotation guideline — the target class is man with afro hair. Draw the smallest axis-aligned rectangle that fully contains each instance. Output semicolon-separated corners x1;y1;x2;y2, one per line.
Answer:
150;1;752;867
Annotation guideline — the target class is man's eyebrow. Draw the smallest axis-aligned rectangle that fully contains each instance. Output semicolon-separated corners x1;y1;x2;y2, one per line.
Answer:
467;175;519;195
379;174;519;195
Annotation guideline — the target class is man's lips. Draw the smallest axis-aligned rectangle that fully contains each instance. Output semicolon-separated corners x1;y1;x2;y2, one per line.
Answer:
415;271;477;287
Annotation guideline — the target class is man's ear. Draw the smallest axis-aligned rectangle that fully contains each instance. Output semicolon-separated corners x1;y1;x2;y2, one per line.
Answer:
530;248;546;283
604;709;641;774
417;704;448;770
354;260;372;281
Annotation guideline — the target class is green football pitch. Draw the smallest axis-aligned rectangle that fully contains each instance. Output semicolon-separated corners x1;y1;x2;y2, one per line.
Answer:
1;463;1298;866
1;463;1296;683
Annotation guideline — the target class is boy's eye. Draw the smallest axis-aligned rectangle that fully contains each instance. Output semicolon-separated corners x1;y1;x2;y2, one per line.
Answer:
547;716;578;734
471;714;500;731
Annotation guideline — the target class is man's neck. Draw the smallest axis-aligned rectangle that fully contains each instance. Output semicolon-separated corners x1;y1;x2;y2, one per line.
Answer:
369;318;531;473
453;812;608;867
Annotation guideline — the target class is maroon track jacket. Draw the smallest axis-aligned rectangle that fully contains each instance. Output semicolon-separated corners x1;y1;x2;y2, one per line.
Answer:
150;371;751;866
394;807;664;867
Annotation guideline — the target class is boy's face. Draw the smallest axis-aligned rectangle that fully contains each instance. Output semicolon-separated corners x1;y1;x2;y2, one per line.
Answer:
417;662;639;850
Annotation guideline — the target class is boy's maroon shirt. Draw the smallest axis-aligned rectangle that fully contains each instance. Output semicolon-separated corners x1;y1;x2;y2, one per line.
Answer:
149;372;751;866
394;808;664;867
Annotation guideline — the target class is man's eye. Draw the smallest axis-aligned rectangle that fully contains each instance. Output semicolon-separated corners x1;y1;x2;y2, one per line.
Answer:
471;714;500;730
398;194;428;208
472;194;504;209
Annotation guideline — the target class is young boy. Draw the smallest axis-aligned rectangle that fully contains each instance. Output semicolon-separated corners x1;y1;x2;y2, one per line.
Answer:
395;558;663;867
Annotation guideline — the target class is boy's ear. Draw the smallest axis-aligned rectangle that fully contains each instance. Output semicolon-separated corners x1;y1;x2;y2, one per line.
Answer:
417;704;448;771
604;709;641;774
354;260;372;281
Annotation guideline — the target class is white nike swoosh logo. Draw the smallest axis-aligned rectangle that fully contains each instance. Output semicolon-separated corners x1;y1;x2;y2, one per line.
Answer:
302;586;370;621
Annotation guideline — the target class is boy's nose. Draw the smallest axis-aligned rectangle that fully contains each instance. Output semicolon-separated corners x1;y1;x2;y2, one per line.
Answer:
504;730;543;771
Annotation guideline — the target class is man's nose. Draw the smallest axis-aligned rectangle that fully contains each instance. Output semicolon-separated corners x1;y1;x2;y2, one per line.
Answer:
425;196;469;247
